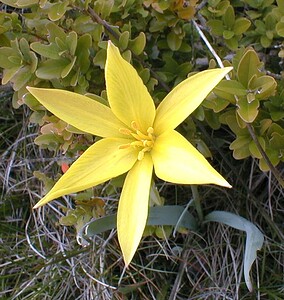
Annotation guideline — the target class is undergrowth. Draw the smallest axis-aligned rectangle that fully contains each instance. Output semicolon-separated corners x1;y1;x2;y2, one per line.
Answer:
0;1;284;299
1;89;283;299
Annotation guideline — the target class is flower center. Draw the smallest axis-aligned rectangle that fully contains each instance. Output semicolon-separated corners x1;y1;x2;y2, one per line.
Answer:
119;121;156;160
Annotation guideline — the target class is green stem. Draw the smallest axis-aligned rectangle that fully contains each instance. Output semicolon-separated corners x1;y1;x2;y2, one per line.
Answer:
191;185;203;222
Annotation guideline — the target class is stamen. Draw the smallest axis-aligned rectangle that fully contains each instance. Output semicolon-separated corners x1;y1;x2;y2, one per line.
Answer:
131;121;139;131
119;144;131;149
119;128;132;135
145;140;154;147
130;141;143;147
131;131;150;140
147;127;154;134
137;130;150;140
138;150;145;160
118;121;156;161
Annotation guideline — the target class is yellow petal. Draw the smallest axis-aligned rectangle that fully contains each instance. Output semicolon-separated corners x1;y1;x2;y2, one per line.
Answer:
27;87;126;138
154;67;232;135
117;153;153;266
106;41;156;132
151;130;231;187
34;138;138;208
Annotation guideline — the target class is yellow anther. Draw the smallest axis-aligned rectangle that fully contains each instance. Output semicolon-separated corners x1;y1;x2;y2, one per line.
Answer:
118;121;156;160
147;127;154;134
146;140;154;147
131;141;143;147
138;151;144;161
131;121;139;131
137;130;150;140
130;133;141;140
119;144;131;149
119;128;132;135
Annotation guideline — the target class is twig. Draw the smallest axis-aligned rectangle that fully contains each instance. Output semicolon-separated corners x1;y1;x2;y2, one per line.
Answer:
86;5;171;92
87;6;120;40
192;20;226;71
193;19;284;188
246;124;284;187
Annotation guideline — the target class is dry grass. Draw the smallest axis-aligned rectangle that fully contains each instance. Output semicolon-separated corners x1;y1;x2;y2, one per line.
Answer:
1;85;284;299
1;1;283;298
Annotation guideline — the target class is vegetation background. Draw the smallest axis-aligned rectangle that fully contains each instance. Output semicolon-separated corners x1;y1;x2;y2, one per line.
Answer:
0;0;283;299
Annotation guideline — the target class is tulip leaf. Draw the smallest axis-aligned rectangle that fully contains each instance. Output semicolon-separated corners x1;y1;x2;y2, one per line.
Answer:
84;205;197;237
205;210;264;292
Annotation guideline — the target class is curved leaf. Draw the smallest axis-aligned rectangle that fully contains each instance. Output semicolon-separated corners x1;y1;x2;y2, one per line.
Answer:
84;205;197;237
205;210;264;292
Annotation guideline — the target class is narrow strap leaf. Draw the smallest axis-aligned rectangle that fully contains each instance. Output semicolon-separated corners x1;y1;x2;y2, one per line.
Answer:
205;210;264;292
84;205;197;237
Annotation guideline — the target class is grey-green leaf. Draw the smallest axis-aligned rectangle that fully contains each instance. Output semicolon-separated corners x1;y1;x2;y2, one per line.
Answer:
84;205;197;237
205;210;264;292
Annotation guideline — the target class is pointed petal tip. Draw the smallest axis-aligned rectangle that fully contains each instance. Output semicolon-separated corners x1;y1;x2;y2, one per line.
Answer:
224;66;233;71
107;40;117;53
33;196;49;209
222;66;233;75
33;200;46;209
26;86;37;93
211;175;232;189
33;203;41;209
120;246;136;268
123;257;131;268
223;181;232;189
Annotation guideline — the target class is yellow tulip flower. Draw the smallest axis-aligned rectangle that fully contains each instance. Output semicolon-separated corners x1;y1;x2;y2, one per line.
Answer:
28;41;232;266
